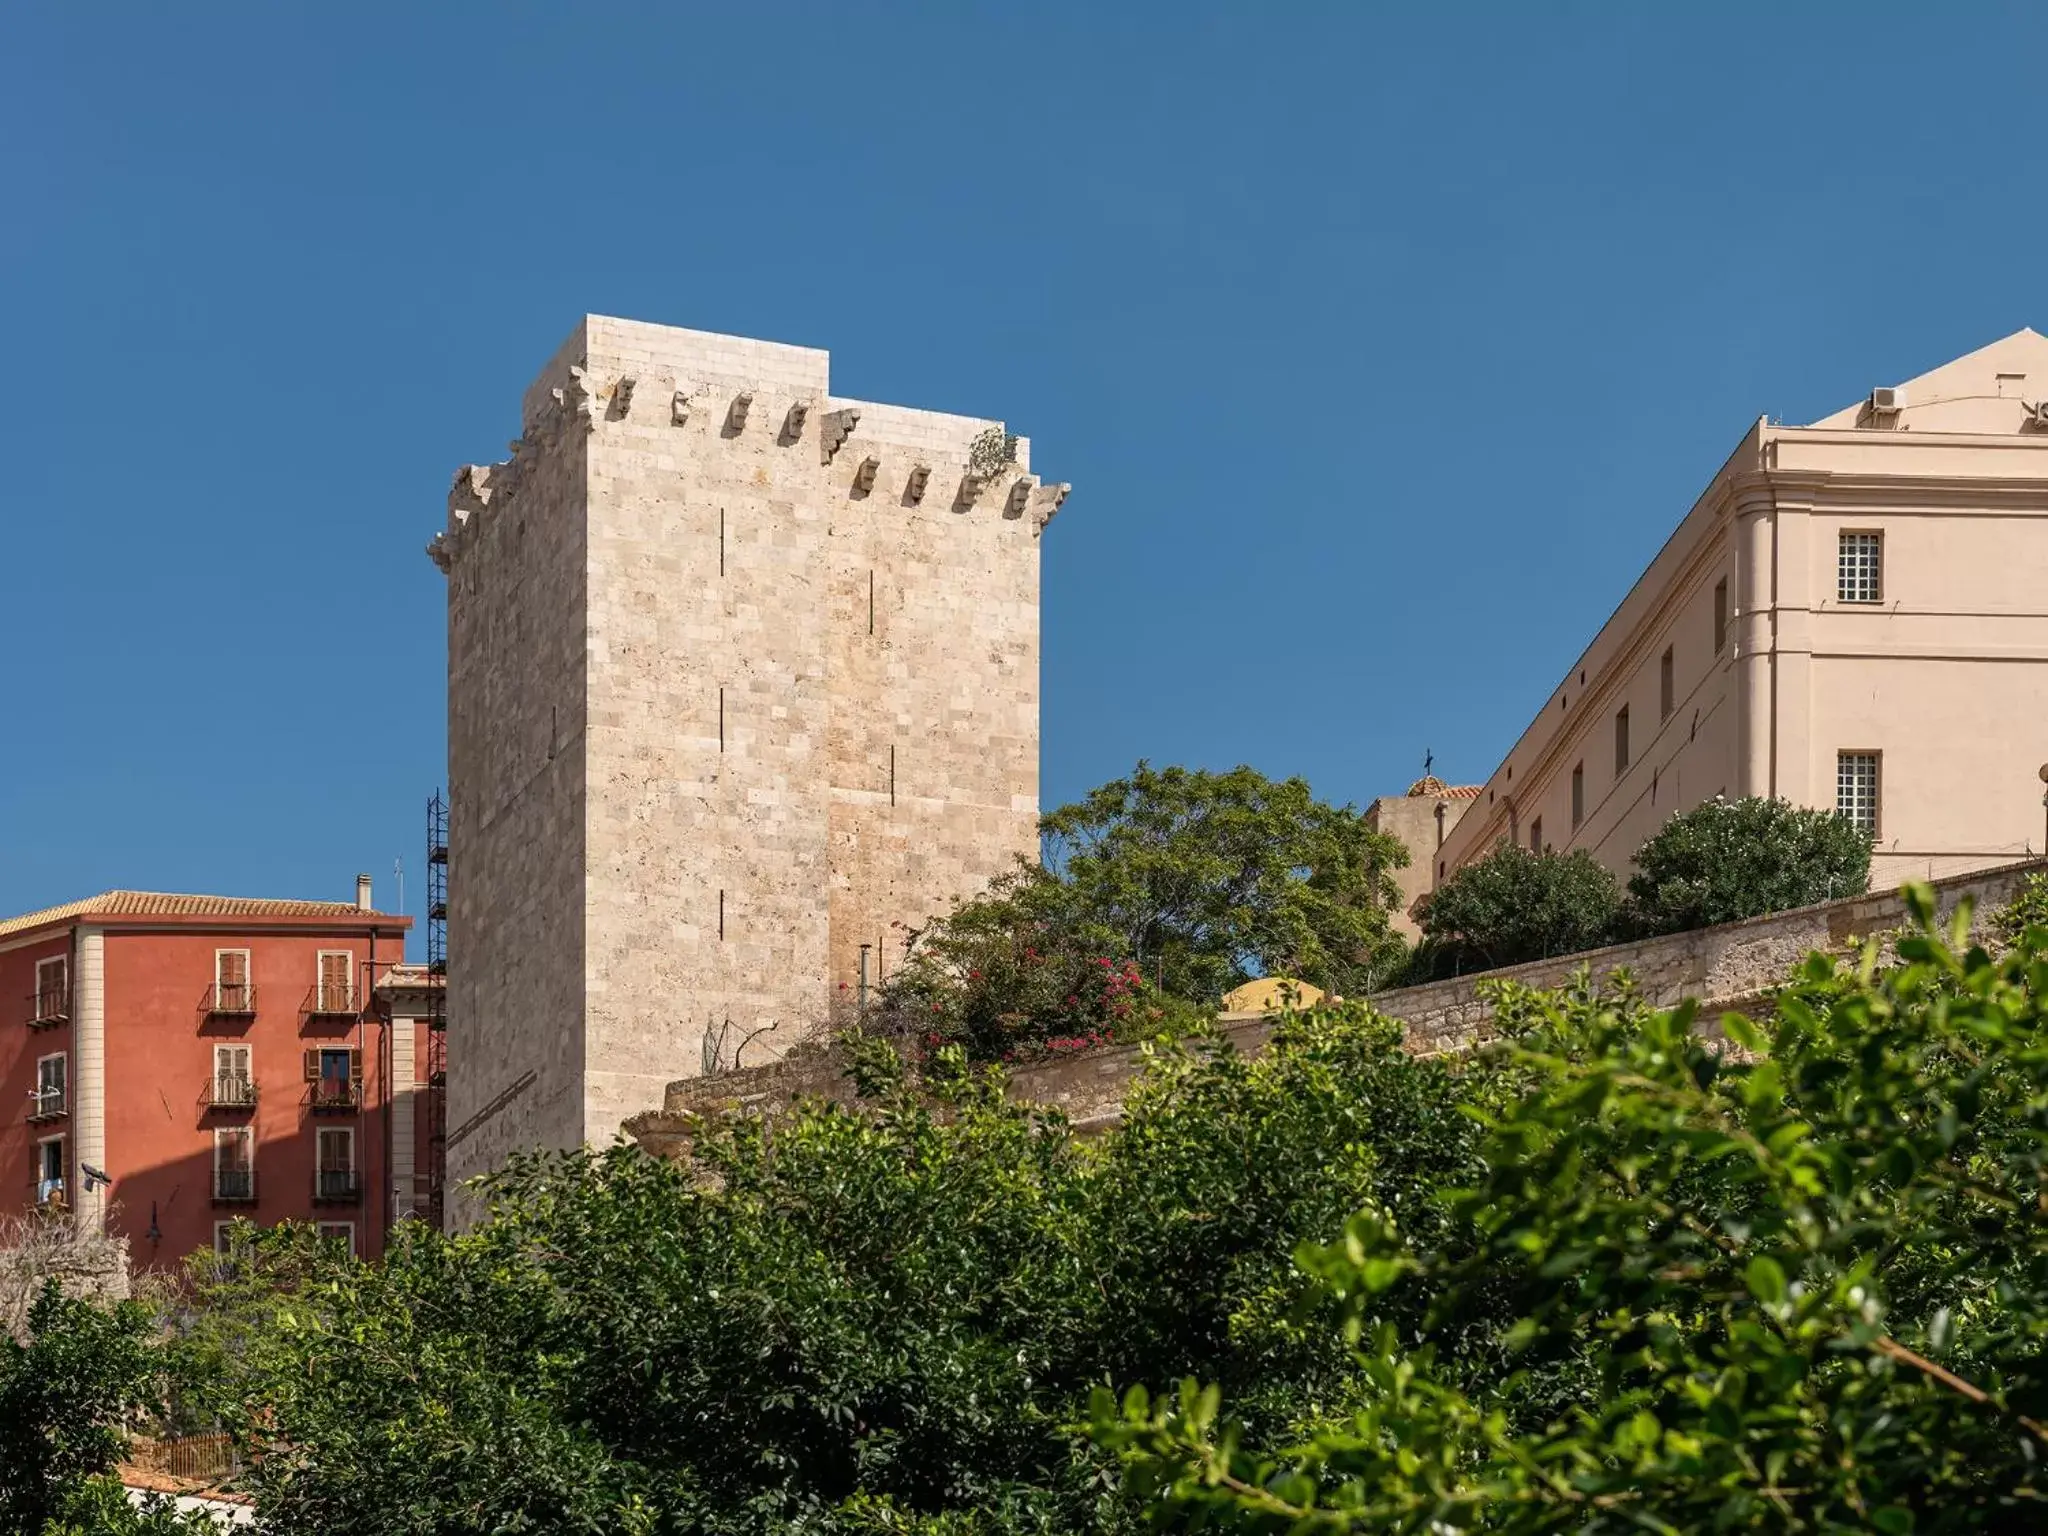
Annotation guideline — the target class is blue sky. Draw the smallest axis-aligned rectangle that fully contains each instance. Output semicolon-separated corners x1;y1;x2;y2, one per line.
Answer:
2;3;2043;929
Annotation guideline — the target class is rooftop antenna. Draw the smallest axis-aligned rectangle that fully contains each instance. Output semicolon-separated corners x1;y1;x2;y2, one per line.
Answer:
394;857;405;917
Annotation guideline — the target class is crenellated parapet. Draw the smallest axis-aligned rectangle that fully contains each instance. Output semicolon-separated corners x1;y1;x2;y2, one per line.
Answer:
432;342;1073;576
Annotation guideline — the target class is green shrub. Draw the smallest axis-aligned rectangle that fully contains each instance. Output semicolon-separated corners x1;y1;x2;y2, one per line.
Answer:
1408;843;1623;979
1095;886;2048;1529
1625;793;1869;935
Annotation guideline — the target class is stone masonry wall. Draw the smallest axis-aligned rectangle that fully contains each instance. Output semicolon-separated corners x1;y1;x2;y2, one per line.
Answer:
433;374;590;1219
438;316;1069;1192
626;858;2048;1155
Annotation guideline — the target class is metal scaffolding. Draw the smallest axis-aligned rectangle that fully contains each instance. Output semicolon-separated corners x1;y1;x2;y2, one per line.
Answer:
424;791;449;1229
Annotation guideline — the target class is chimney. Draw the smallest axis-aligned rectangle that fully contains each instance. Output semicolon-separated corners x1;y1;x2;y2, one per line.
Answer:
354;874;373;912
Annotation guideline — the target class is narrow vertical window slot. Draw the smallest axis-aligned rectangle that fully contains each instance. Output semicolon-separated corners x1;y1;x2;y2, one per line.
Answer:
890;746;896;807
719;889;726;940
720;507;726;577
719;687;725;753
868;570;875;635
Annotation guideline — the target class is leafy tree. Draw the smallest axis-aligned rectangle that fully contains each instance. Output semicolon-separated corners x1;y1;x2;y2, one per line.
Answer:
1625;793;1870;935
1095;885;2048;1529
871;865;1197;1063
1041;763;1408;1002
873;763;1409;1059
174;1021;1488;1535
1408;843;1622;978
1;1283;210;1535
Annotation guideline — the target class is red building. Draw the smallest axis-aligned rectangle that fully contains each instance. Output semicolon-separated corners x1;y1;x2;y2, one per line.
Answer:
0;883;430;1268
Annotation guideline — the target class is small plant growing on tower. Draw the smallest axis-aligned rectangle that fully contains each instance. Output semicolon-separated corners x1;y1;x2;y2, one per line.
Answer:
967;427;1018;481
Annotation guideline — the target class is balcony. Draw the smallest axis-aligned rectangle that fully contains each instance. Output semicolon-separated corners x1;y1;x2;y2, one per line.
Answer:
25;988;68;1030
302;984;358;1022
27;1088;67;1123
313;1168;360;1204
205;1075;258;1111
212;1169;257;1205
205;983;257;1018
309;1079;361;1113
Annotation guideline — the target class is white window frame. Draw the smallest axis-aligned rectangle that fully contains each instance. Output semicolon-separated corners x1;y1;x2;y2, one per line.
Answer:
214;1043;252;1081
315;950;354;1012
213;1125;255;1199
316;1221;356;1256
1837;751;1881;837
214;1221;237;1254
33;955;66;1014
32;1052;66;1118
1838;531;1883;604
36;1134;66;1204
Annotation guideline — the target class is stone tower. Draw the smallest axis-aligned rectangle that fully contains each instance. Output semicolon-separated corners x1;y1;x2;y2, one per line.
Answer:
430;316;1068;1204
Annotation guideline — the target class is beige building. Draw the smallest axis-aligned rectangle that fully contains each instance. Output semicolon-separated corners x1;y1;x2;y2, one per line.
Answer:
1363;776;1479;937
430;316;1068;1205
1437;328;2048;892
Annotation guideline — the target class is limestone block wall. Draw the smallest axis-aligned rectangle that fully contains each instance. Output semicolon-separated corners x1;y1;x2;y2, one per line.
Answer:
629;858;2048;1150
434;400;589;1211
437;316;1068;1192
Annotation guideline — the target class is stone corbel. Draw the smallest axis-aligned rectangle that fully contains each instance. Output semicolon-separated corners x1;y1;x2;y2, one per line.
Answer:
671;389;691;426
609;375;637;419
1029;482;1071;533
780;402;810;445
450;464;495;521
551;365;596;422
725;391;754;435
852;455;880;495
820;407;861;463
954;472;985;511
1003;478;1032;519
904;464;931;504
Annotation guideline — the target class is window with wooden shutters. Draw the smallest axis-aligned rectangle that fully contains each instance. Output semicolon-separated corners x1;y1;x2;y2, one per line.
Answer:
316;1128;357;1202
213;1127;254;1202
306;1047;361;1109
37;1137;66;1206
32;956;67;1025
212;1045;254;1108
32;1055;66;1119
214;949;252;1014
315;951;353;1015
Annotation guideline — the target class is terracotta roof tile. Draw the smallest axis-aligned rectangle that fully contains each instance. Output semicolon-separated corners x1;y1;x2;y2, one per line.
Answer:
1405;775;1483;801
0;891;402;941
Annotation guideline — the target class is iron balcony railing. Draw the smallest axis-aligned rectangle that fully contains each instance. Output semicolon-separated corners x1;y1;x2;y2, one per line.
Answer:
313;1168;360;1203
309;1079;362;1112
205;983;257;1017
26;987;68;1029
212;1168;257;1204
302;983;357;1019
27;1087;67;1122
206;1075;258;1109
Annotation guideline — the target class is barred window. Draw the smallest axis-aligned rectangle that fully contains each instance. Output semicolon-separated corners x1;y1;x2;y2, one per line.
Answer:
1838;532;1882;603
1837;752;1879;836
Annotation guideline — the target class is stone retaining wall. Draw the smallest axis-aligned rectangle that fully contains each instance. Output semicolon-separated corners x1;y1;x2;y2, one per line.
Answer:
622;859;2046;1157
